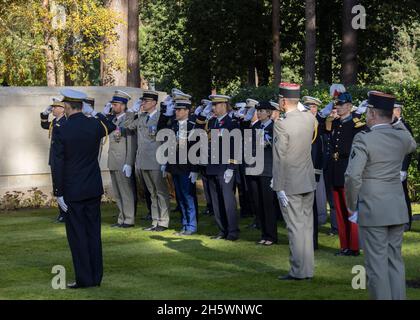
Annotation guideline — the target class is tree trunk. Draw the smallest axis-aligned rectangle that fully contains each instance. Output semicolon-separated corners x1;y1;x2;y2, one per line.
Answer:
272;0;281;85
127;0;140;87
101;0;128;86
341;0;358;85
304;0;316;86
50;1;64;86
317;0;332;84
42;0;56;86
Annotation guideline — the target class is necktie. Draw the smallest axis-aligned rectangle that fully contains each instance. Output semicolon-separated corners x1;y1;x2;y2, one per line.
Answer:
146;115;150;122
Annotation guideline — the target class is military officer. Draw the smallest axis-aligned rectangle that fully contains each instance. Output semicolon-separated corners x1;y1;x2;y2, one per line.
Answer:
247;101;277;245
52;89;116;289
195;94;240;241
107;90;137;228
160;98;199;235
345;91;417;300
272;83;317;280
302;96;325;250
124;90;170;232
322;92;366;256
40;97;67;223
392;101;414;231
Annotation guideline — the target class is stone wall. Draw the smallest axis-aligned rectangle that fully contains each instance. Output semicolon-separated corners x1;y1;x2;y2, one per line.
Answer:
0;86;167;198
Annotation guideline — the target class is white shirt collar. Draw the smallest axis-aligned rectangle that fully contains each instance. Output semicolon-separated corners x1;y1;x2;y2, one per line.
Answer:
178;119;188;126
260;119;272;128
251;119;259;126
116;112;125;120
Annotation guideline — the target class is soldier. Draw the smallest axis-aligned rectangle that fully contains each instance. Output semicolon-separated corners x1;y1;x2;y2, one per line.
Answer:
247;101;277;245
40;97;67;223
302;96;325;250
193;99;214;217
273;83;317;280
345;91;417;300
106;90;137;228
392;101;414;231
322;92;366;256
52;89;116;288
160;98;199;235
195;94;240;241
124;90;170;232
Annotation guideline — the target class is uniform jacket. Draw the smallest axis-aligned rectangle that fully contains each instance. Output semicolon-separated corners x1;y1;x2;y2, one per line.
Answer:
124;109;163;171
345;124;417;227
107;113;136;171
52;112;116;201
40;113;67;167
272;109;317;195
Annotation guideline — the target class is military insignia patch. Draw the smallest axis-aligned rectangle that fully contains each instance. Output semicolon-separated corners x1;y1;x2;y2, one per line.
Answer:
274;136;278;144
351;150;356;159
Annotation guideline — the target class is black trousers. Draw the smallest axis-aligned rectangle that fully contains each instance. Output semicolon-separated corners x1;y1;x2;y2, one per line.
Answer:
201;172;214;213
65;196;103;287
207;174;239;238
237;165;254;217
248;176;278;242
402;179;412;229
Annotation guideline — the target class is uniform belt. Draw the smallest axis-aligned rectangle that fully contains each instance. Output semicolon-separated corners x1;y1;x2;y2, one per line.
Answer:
332;152;349;161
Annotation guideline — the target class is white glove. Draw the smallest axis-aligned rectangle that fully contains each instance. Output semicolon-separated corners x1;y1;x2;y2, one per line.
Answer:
244;107;256;122
400;171;407;182
276;191;289;208
201;102;213;117
270;178;273;189
234;106;247;119
164;100;175;116
82;102;97;116
189;172;198;184
223;169;234;184
42;105;53;116
56;196;68;213
161;165;167;178
319;101;334;118
128;99;141;113
122;164;132;178
355;100;368;115
194;105;203;116
103;102;112;115
348;210;358;224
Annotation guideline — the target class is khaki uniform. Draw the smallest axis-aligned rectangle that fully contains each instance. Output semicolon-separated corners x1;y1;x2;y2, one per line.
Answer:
108;113;137;225
345;124;417;299
272;109;317;278
124;110;170;228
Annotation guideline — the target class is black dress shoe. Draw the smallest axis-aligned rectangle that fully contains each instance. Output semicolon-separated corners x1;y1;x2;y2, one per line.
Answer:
225;235;238;241
348;250;360;256
154;226;168;232
143;226;156;231
55;216;65;223
278;274;305;281
334;249;350;256
121;223;134;228
111;223;122;228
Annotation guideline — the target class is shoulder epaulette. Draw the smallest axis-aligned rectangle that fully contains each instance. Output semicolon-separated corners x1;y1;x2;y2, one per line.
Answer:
353;117;365;128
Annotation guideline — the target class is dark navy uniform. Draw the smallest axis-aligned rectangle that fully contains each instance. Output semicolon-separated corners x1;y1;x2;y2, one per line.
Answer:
52;109;115;287
40;110;67;221
196;106;239;240
246;108;277;244
159;100;199;234
324;112;365;253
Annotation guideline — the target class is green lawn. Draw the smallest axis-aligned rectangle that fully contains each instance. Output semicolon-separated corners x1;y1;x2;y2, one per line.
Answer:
1;203;420;300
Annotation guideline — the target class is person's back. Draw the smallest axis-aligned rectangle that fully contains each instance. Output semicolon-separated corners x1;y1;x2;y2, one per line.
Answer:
54;112;106;202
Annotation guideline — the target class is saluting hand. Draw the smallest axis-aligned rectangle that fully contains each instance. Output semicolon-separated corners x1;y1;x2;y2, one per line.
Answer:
103;102;112;115
42;105;53;116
